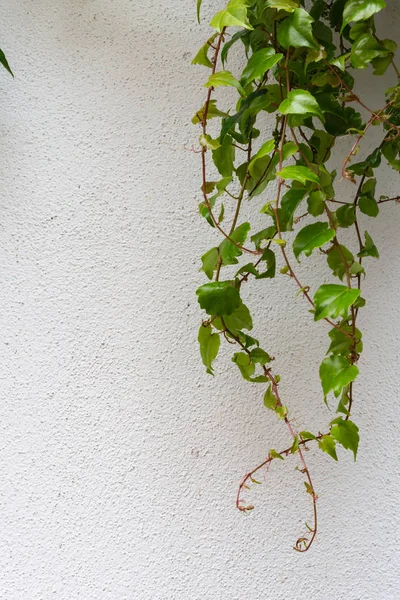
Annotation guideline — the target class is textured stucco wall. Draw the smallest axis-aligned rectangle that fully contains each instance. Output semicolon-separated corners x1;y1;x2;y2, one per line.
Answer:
0;1;399;599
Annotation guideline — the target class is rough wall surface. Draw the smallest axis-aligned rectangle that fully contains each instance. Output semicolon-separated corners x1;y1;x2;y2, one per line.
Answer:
0;1;399;599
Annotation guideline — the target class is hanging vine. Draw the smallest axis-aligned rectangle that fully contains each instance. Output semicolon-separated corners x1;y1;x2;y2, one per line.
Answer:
193;0;399;551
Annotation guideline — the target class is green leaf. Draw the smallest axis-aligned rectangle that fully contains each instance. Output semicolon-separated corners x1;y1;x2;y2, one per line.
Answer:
300;431;316;440
358;231;379;258
196;281;241;316
210;0;253;33
197;0;202;23
201;247;219;280
279;89;324;123
248;139;275;172
342;0;386;33
291;436;299;454
192;100;229;125
257;248;276;279
266;0;299;11
314;284;360;321
358;195;379;217
251;348;271;365
293;222;335;259
264;385;279;410
192;35;218;68
351;34;389;69
336;204;356;228
198;325;220;374
224;302;253;331
212;135;235;177
0;48;13;77
232;352;255;380
328;325;363;355
241;48;283;84
277;8;319;50
307;190;326;216
279;187;307;231
318;435;338;461
320;355;359;399
330;417;360;459
276;165;320;185
270;449;285;460
222;30;250;66
205;71;246;96
326;244;354;280
219;222;251;265
251;226;277;249
200;134;221;150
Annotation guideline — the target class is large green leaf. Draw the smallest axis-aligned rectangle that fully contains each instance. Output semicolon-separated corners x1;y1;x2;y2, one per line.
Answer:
196;281;241;316
342;0;386;33
219;222;251;265
330;417;360;459
241;48;283;84
0;48;13;77
279;89;324;123
198;325;220;374
314;284;360;320
351;34;389;69
212;135;235;177
307;190;326;216
277;8;319;50
320;355;359;399
279;187;307;231
358;195;379;217
224;302;253;331
276;165;320;185
293;222;335;259
210;0;253;32
205;71;246;96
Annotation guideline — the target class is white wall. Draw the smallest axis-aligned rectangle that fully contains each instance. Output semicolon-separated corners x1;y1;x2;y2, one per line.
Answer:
0;1;399;598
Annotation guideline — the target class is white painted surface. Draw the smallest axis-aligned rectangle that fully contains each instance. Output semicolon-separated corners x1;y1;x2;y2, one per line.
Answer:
0;1;399;598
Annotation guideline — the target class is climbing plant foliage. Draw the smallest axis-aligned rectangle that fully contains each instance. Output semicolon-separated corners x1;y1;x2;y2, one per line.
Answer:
193;0;399;551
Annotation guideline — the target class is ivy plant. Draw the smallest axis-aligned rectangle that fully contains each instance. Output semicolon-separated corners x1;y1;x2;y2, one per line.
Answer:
193;0;399;551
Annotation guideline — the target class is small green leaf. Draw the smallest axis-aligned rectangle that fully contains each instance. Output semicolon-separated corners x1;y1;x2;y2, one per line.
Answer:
251;348;271;365
197;0;202;23
232;352;255;380
241;48;283;84
277;165;320;185
0;48;13;77
201;247;219;280
358;195;379;217
293;222;335;259
200;134;221;150
351;34;389;69
269;449;285;460
330;417;360;460
257;248;276;279
300;431;316;440
307;190;326;216
326;244;354;280
275;405;288;419
198;325;220;374
213;135;235;177
251;226;277;249
291;436;299;454
358;231;379;258
224;302;253;331
248;139;275;173
336;204;356;228
328;325;363;355
342;0;386;33
266;0;299;11
279;89;324;123
192;100;229;125
219;222;251;265
279;187;307;231
192;35;218;68
205;71;246;97
196;281;241;316
210;0;253;33
277;8;319;50
318;435;338;461
320;355;359;399
264;385;278;410
314;284;360;321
